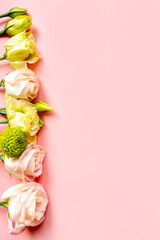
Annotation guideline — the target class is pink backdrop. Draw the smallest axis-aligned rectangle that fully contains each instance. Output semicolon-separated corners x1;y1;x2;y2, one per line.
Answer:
0;0;160;239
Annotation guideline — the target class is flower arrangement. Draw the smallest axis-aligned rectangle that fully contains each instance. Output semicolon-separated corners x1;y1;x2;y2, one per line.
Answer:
0;7;51;234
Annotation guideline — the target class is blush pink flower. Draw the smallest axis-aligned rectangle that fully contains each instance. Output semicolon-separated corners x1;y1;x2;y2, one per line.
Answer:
1;182;48;235
4;144;45;182
4;68;39;101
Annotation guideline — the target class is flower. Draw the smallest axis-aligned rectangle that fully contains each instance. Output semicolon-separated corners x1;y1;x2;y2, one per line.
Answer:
0;127;27;158
2;31;40;69
5;94;41;137
1;182;48;234
0;8;27;18
4;68;39;101
34;101;53;111
4;144;45;182
4;15;32;36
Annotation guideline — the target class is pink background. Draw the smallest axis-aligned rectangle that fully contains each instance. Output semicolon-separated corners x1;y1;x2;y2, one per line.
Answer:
0;0;160;239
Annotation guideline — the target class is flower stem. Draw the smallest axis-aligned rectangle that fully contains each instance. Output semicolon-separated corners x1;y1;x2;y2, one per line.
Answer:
0;12;9;18
0;29;6;36
0;120;8;124
0;201;8;208
0;56;6;60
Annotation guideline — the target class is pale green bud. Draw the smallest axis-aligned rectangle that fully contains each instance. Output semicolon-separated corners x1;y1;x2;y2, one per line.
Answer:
8;8;27;18
34;101;53;112
0;7;27;18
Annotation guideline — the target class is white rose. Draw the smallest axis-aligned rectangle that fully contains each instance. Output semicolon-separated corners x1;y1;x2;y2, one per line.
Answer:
4;144;45;182
4;68;39;101
1;182;48;235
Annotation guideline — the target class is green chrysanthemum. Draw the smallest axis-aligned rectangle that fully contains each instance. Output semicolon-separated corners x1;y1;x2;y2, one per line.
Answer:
0;127;27;158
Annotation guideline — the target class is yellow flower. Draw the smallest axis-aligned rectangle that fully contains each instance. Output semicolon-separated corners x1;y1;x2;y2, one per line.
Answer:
5;16;32;36
5;94;41;137
2;31;40;69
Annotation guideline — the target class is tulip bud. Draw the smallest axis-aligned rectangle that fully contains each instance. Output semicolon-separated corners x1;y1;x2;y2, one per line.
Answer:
34;101;53;112
4;16;32;36
0;7;27;18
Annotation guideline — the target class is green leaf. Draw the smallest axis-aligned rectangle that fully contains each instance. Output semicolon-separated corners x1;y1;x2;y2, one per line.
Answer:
0;201;8;208
0;79;5;88
0;108;7;118
39;116;44;127
0;154;4;163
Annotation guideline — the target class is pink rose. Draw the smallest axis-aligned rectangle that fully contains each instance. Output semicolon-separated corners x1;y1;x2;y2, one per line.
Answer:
4;68;39;101
4;144;45;182
1;182;48;235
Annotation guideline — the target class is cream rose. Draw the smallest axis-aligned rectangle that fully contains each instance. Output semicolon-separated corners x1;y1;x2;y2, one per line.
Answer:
4;68;39;101
4;144;45;182
1;182;48;235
